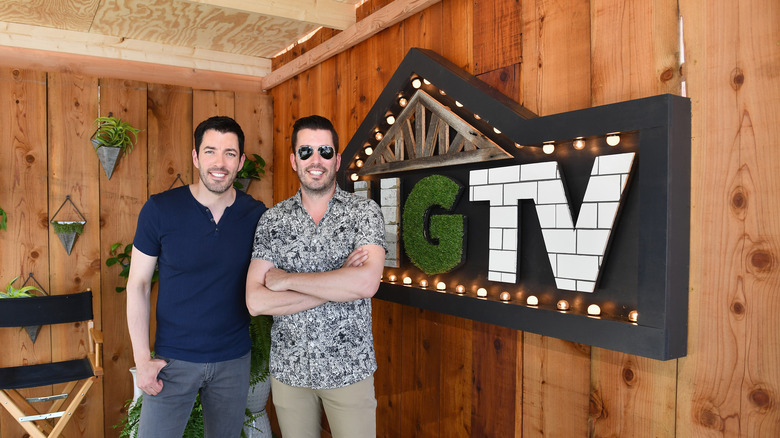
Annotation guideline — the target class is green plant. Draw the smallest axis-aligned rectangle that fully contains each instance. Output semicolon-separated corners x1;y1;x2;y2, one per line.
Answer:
116;394;205;438
106;242;158;293
0;206;7;231
0;276;41;299
50;220;85;235
249;314;273;385
93;115;141;157
234;153;266;189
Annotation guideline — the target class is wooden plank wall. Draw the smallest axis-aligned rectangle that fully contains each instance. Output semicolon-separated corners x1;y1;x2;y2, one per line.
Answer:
0;71;273;437
269;0;780;436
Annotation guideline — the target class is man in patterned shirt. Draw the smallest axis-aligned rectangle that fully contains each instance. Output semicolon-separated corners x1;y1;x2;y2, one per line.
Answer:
246;115;386;438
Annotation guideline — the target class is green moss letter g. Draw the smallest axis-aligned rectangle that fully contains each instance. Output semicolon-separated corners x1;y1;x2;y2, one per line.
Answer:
402;175;466;275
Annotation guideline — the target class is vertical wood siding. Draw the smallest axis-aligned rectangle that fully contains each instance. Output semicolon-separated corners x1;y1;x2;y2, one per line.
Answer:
0;70;273;437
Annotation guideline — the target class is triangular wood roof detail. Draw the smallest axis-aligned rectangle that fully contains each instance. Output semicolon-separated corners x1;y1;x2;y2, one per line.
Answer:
360;91;512;175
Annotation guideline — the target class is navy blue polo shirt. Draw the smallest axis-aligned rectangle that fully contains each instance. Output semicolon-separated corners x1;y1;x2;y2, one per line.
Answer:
133;186;266;363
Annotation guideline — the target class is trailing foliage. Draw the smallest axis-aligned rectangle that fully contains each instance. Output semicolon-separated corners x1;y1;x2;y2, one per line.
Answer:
106;242;159;293
0;276;41;299
249;314;273;385
0;206;6;231
93;116;142;157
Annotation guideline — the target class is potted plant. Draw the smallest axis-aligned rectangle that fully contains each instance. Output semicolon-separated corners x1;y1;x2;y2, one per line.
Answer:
234;153;266;191
50;220;86;255
0;206;7;231
92;114;142;179
1;276;44;342
115;315;274;438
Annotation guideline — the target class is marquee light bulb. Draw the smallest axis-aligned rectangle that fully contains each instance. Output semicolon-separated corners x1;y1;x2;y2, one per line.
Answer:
411;78;422;89
364;146;373;156
403;276;412;285
436;281;447;291
374;131;383;141
419;279;428;288
557;299;570;311
387;274;397;282
573;137;586;150
398;97;408;107
499;291;511;301
455;285;466;294
355;159;363;168
628;310;638;322
350;173;359;181
386;115;396;125
606;133;621;146
543;143;555;154
477;287;488;298
587;304;601;316
526;295;539;306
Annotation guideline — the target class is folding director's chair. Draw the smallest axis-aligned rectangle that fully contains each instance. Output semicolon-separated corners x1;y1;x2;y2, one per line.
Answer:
0;289;103;438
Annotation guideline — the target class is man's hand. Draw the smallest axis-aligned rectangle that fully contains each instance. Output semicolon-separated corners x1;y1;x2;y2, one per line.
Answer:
135;357;167;396
343;246;368;268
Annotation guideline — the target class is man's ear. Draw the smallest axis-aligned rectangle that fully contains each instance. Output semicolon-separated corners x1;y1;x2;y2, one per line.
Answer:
192;148;199;168
290;152;297;171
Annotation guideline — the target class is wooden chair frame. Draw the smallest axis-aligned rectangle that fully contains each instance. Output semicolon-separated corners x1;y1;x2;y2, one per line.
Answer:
0;289;103;438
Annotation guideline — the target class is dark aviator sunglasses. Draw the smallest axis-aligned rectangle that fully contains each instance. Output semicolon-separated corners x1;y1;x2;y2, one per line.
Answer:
297;145;335;160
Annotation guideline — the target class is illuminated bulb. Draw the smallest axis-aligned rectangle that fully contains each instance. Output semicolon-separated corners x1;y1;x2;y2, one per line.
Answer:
556;299;570;311
499;291;511;301
477;288;488;298
423;79;431;85
474;114;481;120
355;159;363;168
364;146;373;156
455;101;463;107
403;276;412;285
411;78;422;89
386;115;396;125
398;97;408;107
493;127;502;134
374;131;383;141
388;274;397;282
350;173;359;181
455;285;466;294
419;279;428;288
573;138;586;150
587;304;601;316
436;281;446;291
526;295;539;306
606;133;621;146
543;143;555;154
515;143;524;149
628;310;638;323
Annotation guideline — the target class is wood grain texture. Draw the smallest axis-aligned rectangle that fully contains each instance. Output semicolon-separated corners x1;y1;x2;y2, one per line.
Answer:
47;70;103;438
147;84;194;195
97;77;148;437
473;0;522;75
588;0;681;436
677;0;780;435
0;66;52;438
235;93;274;206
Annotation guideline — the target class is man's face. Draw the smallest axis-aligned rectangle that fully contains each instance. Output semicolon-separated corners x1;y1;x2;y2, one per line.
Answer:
192;130;245;195
290;128;341;195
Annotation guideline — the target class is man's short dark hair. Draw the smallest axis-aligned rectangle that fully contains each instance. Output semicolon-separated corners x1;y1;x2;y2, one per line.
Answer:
291;115;339;153
194;116;245;156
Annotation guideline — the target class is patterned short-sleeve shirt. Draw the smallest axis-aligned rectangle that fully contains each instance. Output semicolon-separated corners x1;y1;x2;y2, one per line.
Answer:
252;185;386;389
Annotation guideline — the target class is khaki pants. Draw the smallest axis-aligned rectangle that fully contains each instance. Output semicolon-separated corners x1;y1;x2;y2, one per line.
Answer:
271;375;376;438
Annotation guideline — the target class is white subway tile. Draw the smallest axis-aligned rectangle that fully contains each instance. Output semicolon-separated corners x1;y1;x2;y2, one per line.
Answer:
489;249;517;272
470;169;488;185
557;254;600;281
521;161;558;181
542;229;576;253
577;229;611;255
472;184;503;205
490;206;518;228
504;182;538;203
537;179;568;204
583;175;622;202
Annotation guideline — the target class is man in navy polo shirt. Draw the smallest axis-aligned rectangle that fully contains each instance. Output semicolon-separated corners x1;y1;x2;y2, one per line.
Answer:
126;116;266;437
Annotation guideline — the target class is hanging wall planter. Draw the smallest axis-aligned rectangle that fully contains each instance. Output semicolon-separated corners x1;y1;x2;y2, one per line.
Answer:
50;196;87;255
0;273;45;343
233;153;266;192
91;113;141;180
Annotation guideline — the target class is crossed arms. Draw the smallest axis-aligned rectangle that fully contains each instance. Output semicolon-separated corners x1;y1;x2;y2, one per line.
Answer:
245;244;385;316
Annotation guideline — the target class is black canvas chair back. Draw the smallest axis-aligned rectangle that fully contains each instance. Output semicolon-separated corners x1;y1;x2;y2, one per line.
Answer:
0;289;103;438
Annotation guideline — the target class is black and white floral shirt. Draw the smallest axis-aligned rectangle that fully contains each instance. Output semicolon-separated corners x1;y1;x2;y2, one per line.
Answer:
251;186;386;389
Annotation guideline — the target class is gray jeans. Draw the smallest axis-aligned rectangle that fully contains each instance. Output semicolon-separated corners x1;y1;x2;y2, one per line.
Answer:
137;352;250;438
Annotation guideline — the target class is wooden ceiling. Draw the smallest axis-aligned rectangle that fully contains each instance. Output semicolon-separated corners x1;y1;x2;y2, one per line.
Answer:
0;0;361;78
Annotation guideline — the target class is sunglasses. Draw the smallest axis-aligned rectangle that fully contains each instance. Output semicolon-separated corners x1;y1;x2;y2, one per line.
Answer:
297;145;335;160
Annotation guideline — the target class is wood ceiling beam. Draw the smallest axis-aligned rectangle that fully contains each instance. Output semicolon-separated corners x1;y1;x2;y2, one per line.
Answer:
261;0;441;91
184;0;357;30
0;21;271;78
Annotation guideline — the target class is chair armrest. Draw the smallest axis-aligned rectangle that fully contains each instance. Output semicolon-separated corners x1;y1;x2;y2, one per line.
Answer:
88;321;104;376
